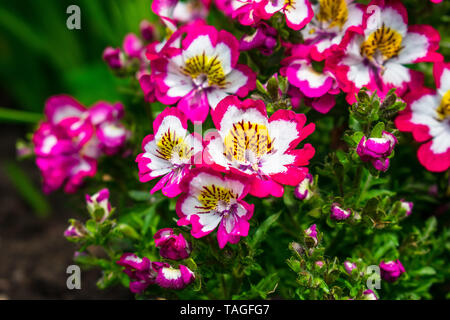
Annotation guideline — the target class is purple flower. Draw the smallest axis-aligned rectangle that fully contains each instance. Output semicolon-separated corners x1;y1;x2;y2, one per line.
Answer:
380;259;405;282
123;33;144;59
117;253;158;294
239;22;277;56
102;47;124;69
344;261;357;275
356;131;397;172
363;289;378;300
294;173;313;200
304;224;318;246
400;200;413;217
330;203;352;221
154;228;191;260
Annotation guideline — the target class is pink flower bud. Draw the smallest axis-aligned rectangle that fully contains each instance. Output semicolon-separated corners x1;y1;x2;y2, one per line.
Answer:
102;47;123;69
356;131;397;172
379;259;405;282
330;203;352;221
154;228;191;260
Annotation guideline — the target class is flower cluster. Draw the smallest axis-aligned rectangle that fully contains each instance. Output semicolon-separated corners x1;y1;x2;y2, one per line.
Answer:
117;253;195;293
33;96;129;193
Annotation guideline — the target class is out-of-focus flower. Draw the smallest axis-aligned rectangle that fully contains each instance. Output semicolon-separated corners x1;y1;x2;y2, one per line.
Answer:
294;173;313;200
330;203;352;220
152;0;210;24
344;261;357;274
140;20;156;42
176;168;254;249
395;62;450;172
215;0;264;26
315;260;325;268
86;188;112;222
154;228;191;260
362;289;378;300
102;47;124;69
400;200;413;216
136;108;202;197
356;131;397;172
379;259;405;282
204;96;315;198
152;24;256;122
32;95;129;193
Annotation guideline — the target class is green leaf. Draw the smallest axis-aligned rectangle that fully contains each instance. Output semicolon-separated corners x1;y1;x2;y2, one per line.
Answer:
249;211;282;247
370;122;385;138
128;190;151;202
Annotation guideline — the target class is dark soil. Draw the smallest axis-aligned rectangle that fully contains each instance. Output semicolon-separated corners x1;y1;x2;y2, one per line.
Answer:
0;125;133;300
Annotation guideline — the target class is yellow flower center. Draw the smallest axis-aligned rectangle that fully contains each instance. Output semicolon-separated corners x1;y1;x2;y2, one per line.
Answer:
156;129;191;161
223;121;272;163
197;185;237;212
437;90;450;120
284;0;296;11
360;24;403;61
316;0;348;29
182;53;227;88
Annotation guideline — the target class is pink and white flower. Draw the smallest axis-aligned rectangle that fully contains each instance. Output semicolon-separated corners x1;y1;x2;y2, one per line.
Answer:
356;131;397;172
215;0;264;26
204;96;315;197
301;0;365;61
176;168;254;249
136;108;202;197
282;45;340;113
155;264;195;290
86;188;112;222
379;259;405;282
33;95;129;193
259;0;313;30
328;0;442;103
330;203;352;220
395;62;450;172
154;228;192;260
152;0;210;24
64;220;88;239
152;25;256;122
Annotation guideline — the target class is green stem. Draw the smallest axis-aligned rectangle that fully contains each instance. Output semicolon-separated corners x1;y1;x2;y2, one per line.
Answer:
0;107;42;123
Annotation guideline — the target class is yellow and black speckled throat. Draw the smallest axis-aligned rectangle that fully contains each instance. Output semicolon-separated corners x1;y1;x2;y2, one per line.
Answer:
437;90;450;120
223;121;272;163
156;129;191;161
360;24;403;61
316;0;348;29
182;52;227;88
197;185;237;212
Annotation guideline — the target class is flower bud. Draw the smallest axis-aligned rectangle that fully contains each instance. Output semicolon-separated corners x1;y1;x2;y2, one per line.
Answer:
102;47;124;69
356;131;397;172
330;203;352;221
294;173;313;200
344;261;357;275
379;259;405;282
64;220;88;239
140;20;155;42
86;188;112;222
154;228;191;260
400;200;413;217
123;33;143;59
362;289;378;300
304;224;318;246
315;260;325;268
